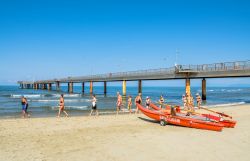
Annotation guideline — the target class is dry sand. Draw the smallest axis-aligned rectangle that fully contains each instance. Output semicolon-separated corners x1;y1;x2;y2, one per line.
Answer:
0;105;250;161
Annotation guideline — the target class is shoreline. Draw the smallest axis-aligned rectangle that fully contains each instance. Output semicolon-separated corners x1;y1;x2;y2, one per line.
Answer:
0;103;248;120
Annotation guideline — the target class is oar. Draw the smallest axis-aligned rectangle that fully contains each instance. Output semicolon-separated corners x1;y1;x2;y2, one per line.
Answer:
200;106;232;119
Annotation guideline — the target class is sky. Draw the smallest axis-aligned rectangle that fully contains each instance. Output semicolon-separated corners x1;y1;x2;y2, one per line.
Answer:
0;0;249;86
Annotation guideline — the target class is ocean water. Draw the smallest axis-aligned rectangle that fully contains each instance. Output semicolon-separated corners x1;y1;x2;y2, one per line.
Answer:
0;85;249;118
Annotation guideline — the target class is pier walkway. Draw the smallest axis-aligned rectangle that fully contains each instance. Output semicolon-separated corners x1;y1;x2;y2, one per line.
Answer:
18;60;250;100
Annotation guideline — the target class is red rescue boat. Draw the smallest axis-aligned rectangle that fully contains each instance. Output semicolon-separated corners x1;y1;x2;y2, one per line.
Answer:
150;103;236;128
137;103;224;132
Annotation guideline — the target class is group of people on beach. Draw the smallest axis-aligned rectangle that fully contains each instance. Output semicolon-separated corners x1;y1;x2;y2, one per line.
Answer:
116;92;167;115
182;93;202;112
21;92;202;118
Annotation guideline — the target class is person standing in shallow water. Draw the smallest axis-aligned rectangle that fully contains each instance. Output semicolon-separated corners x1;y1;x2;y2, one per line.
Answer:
89;94;99;116
24;97;30;117
21;96;27;118
57;94;69;117
135;93;142;114
116;92;123;115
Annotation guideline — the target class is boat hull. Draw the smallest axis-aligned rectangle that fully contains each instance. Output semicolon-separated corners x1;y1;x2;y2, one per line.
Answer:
150;103;236;128
138;104;223;132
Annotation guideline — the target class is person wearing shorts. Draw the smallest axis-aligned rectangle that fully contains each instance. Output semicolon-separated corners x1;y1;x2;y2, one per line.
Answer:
21;96;26;118
89;95;99;116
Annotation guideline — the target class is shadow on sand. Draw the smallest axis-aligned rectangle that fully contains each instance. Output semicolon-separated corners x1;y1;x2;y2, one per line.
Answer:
137;117;159;124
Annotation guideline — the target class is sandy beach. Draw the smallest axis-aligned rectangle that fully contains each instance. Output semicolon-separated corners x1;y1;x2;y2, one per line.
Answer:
0;105;250;161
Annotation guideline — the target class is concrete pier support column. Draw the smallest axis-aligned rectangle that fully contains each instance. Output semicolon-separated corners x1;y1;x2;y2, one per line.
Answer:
122;80;126;96
104;81;107;95
138;80;142;94
56;81;60;91
42;84;45;90
90;81;93;94
202;78;207;100
185;78;191;95
82;82;85;93
68;82;73;93
21;84;24;89
44;84;48;90
48;83;52;90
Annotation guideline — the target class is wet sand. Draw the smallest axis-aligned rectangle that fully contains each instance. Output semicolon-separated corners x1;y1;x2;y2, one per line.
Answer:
0;105;250;161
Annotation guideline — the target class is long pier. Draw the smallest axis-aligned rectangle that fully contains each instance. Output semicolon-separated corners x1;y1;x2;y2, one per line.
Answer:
18;60;250;100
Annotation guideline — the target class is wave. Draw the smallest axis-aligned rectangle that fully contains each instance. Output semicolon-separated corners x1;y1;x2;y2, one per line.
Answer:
207;102;246;108
11;94;42;98
50;106;89;110
226;89;242;92
31;98;92;103
64;94;82;97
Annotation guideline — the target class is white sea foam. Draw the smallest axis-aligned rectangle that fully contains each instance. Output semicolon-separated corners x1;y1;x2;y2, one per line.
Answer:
51;105;88;110
11;94;41;98
66;106;89;110
35;99;58;102
226;89;242;92
64;94;82;97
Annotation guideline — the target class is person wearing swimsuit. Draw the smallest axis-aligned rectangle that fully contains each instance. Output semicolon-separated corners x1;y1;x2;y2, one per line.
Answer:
135;93;142;114
116;92;123;115
57;94;69;117
159;95;165;109
89;95;99;116
21;96;26;118
24;97;30;117
145;96;151;109
127;96;132;114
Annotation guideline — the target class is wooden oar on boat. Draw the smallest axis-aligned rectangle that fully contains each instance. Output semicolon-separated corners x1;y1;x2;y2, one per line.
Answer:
200;106;233;119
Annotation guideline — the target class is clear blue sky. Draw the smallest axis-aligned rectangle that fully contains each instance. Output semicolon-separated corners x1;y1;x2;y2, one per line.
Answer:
0;0;249;86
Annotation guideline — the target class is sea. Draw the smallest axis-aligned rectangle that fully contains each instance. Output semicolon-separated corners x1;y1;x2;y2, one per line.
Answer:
0;85;249;119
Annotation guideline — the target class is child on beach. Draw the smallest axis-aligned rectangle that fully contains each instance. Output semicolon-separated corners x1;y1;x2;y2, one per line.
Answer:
127;95;132;114
135;93;142;114
89;95;99;116
116;92;123;115
57;94;69;117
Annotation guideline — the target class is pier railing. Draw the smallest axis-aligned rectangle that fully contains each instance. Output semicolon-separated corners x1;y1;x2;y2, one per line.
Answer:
19;60;250;84
176;60;250;72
